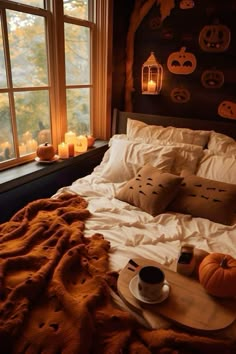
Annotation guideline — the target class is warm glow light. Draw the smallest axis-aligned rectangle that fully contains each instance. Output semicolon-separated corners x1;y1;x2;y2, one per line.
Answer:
75;135;88;153
142;52;163;95
147;80;157;93
65;131;76;144
58;142;69;159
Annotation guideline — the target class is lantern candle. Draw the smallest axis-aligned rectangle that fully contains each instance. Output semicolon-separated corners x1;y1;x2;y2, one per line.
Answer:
147;80;157;93
58;142;69;159
75;135;88;153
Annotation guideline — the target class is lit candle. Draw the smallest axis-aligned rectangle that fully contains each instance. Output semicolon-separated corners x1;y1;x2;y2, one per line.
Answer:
75;135;88;153
147;80;156;93
58;142;69;159
65;131;76;144
26;139;38;153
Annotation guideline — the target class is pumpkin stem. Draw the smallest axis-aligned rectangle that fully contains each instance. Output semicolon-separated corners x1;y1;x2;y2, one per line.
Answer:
220;256;228;268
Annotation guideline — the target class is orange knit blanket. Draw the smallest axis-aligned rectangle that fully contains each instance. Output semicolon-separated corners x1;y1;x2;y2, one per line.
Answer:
0;193;235;353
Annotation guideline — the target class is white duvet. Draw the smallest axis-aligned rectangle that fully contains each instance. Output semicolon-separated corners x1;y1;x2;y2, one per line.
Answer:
54;171;236;273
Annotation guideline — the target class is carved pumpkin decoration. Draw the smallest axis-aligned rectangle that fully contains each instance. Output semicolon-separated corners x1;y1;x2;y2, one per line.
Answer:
199;253;236;298
170;87;190;103
179;0;195;10
218;100;236;120
201;69;224;89
199;24;231;52
36;142;55;161
167;47;196;75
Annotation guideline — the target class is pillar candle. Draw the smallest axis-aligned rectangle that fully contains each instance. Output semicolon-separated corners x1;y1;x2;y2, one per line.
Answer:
58;142;69;159
65;131;76;144
75;135;88;153
147;80;156;93
68;143;74;157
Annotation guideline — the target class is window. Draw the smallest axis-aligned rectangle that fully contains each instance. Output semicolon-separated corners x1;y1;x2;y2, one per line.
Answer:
0;0;111;170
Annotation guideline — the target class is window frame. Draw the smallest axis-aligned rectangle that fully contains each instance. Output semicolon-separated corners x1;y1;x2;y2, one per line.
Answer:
0;0;112;171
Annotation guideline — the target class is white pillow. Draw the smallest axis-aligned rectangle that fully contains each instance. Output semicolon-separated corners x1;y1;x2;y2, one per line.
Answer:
93;137;175;183
127;118;210;147
196;150;236;184
170;143;203;176
208;131;236;155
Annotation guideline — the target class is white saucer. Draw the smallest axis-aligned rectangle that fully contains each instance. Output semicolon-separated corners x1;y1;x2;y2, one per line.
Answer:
129;275;170;304
35;155;59;164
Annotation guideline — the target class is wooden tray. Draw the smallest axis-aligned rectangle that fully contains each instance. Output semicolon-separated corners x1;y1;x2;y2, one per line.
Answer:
117;257;236;332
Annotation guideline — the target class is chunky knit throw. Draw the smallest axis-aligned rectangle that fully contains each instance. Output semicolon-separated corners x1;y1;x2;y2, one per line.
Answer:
0;193;235;353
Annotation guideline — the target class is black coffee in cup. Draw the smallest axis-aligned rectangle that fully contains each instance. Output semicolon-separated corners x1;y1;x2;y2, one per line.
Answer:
138;266;165;300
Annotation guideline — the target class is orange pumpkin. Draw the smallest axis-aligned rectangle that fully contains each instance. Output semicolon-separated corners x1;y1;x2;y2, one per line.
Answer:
199;253;236;298
36;142;55;161
87;135;95;148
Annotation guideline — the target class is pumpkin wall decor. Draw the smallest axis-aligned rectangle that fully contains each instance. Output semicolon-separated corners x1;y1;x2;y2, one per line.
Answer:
170;87;191;103
36;142;55;161
218;100;236;120
201;69;224;89
179;0;195;10
167;47;197;75
199;253;236;298
199;24;231;53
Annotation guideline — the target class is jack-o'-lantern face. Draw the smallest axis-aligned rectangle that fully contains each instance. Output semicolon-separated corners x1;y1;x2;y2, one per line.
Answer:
180;0;195;10
167;47;196;75
199;25;231;52
218;100;236;120
201;70;224;88
171;87;191;103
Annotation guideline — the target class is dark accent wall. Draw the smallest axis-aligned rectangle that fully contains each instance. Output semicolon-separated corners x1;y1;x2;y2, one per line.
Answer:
112;0;236;122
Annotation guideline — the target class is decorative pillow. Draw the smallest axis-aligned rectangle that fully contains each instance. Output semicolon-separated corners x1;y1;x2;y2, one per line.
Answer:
208;131;236;155
168;175;236;225
127;118;210;147
116;164;183;216
93;137;175;183
196;151;236;184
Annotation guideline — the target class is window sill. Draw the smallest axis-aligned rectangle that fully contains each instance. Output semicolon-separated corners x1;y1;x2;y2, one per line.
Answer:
0;140;108;194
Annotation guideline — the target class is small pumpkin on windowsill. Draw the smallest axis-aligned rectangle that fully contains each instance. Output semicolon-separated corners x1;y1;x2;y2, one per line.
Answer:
36;142;55;161
199;253;236;298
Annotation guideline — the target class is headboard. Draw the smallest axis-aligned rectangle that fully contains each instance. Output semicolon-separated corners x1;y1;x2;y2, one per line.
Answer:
112;108;236;140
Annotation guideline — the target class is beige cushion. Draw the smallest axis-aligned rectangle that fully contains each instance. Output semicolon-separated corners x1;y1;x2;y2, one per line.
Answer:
116;164;183;216
168;175;236;225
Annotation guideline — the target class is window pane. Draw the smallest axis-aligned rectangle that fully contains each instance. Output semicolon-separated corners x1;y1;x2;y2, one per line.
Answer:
63;0;89;20
14;91;51;156
66;88;90;134
64;23;90;85
7;10;48;87
0;93;15;162
0;17;7;88
7;1;44;8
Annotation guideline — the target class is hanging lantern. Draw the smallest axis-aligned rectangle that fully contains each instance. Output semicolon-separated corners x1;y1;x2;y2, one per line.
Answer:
142;52;163;95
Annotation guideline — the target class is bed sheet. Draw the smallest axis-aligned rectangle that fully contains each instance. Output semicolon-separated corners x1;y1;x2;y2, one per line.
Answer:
54;172;236;274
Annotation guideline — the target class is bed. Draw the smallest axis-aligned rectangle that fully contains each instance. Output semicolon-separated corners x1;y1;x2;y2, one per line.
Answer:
1;109;236;353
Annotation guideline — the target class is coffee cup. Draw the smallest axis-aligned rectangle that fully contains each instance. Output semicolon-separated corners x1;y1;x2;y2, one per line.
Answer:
138;265;166;300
